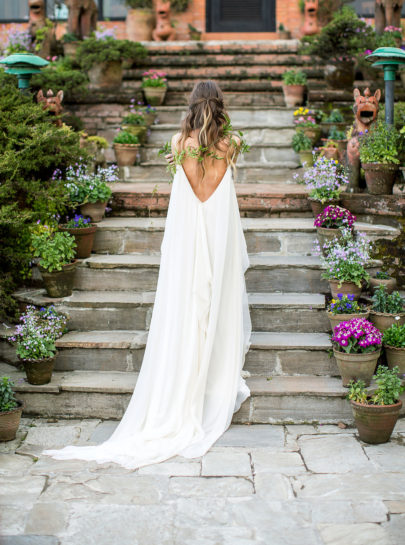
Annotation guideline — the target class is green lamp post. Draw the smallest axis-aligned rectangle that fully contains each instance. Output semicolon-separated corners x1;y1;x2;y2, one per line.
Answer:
366;47;405;126
0;52;49;93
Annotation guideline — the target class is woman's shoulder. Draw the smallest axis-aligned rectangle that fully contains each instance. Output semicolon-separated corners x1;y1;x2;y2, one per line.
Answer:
171;132;182;151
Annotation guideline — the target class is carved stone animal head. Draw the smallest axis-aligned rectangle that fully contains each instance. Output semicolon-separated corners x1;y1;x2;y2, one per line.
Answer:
353;88;381;133
29;0;46;21
37;89;64;126
156;1;171;22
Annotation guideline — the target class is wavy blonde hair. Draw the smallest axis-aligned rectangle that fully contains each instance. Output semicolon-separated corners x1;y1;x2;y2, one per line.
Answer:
177;80;238;180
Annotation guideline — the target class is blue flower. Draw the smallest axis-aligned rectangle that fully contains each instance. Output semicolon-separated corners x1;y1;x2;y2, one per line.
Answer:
337;293;343;300
347;294;355;301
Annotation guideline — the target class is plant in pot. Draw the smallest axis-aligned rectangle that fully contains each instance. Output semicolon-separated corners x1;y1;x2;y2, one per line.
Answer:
326;125;347;162
0;377;23;442
314;205;356;253
62;32;81;58
327;293;370;331
141;69;168;106
369;270;397;294
318;229;371;300
281;69;307;108
383;323;405;378
113;130;141;166
320;108;347;137
278;23;291;40
348;366;404;444
292;131;313;167
318;139;339;161
58;214;97;259
294;113;320;145
10;305;67;385
121;111;147;143
358;121;401;195
131;101;157;127
125;0;154;42
294;155;349;216
332;317;382;387
369;285;405;332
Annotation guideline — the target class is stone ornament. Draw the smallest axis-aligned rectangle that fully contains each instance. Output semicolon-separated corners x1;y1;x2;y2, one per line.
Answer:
153;1;176;41
65;0;98;40
302;0;319;36
375;0;404;34
28;0;46;35
37;89;64;127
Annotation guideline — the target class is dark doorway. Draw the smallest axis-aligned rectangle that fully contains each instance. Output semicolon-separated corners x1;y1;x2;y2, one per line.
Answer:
206;0;276;33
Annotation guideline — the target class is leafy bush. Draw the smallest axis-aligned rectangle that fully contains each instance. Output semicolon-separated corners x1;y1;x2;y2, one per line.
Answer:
62;32;80;43
383;323;405;348
31;228;76;272
371;285;404;314
328;126;346;140
323;109;345;123
332;318;382;353
359;121;401;164
282;69;307;86
348;366;404;405
328;293;367;314
0;377;18;412
113;131;140;145
292;131;312;152
32;57;89;100
77;37;147;71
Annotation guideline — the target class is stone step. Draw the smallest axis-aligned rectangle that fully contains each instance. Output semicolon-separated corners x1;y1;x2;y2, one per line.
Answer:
12;289;329;334
0;362;363;424
143;39;302;55
91;217;398;256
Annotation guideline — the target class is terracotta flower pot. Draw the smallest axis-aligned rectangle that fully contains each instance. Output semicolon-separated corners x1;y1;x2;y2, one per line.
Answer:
298;150;314;166
329;279;362;300
0;400;24;442
126;8;154;41
324;61;355;89
88;60;123;88
308;198;340;217
384;346;405;377
316;227;344;255
113;143;140;167
80;201;108;223
143;112;157;127
362;163;399;195
282;84;305;108
351;399;402;444
39;260;78;298
58;224;97;259
297;125;321;145
369;277;397;294
143;87;167;106
121;124;147;144
333;348;381;387
320;146;339;161
369;311;405;332
328;309;370;332
20;356;56;385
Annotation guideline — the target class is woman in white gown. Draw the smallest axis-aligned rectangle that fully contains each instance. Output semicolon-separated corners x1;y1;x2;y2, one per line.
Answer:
43;80;252;469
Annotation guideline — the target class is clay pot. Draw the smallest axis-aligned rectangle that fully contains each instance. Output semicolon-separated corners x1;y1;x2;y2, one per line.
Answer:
324;61;355;89
316;227;344;254
328;310;370;332
369;311;405;332
308;198;340;217
351;399;402;444
143;87;167;106
21;356;56;385
362;163;399;195
58;224;97;259
0;401;24;442
80;201;108;223
333;348;381;387
369;276;397;294
142;112;157;127
298;125;321;145
329;280;362;300
320;122;348;138
320;146;339;161
39;260;78;298
384;346;405;377
298;150;314;167
126;8;154;41
63;41;80;59
113;143;140;167
278;30;291;39
282;84;305;108
121;124;147;144
88;60;123;88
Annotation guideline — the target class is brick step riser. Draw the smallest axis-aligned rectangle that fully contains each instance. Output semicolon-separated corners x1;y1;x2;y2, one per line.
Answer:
163;92;286;107
153;108;295;126
136;53;309;67
122;80;323;93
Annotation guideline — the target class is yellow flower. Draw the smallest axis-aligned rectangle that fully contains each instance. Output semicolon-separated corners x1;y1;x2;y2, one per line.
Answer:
335;160;339;164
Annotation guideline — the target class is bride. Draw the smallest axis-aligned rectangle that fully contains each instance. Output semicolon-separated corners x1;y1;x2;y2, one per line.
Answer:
43;80;252;469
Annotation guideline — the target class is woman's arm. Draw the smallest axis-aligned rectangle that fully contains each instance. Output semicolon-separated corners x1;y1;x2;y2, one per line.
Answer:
165;133;181;165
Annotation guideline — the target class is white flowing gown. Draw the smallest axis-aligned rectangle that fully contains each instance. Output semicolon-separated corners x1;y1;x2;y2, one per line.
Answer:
43;164;251;469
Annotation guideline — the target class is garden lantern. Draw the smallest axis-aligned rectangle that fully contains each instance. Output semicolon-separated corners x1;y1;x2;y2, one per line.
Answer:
366;47;405;126
0;52;49;93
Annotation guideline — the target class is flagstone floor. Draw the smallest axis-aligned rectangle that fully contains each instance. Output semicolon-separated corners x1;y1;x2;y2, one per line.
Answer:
1;419;405;545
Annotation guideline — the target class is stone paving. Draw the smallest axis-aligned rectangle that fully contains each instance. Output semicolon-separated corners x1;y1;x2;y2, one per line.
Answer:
1;419;405;545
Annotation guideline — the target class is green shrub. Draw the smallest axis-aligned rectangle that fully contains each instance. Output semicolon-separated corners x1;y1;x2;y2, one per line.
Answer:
113;131;140;145
372;285;404;314
32;57;89;100
359;121;401;165
76;37;147;71
0;377;18;412
282;69;307;86
323;109;345;123
383;323;405;348
62;32;80;43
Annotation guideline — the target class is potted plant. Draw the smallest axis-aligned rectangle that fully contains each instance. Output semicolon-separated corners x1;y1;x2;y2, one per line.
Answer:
318;139;339;161
348;366;404;444
292;132;313;166
188;23;202;41
62;32;80;58
141;69;168;106
320;109;347;137
326;125;347;161
327;294;370;331
319;229;371;299
10;306;67;385
369;285;405;331
314;205;356;252
113;131;141;166
369;270;397;294
294;113;320;145
125;0;154;42
294;155;349;216
278;23;291;40
58;214;97;259
332;318;382;387
76;36;147;88
282;69;307;108
137;103;157;127
0;377;23;442
121;111;147;143
383;323;405;377
358;121;401;195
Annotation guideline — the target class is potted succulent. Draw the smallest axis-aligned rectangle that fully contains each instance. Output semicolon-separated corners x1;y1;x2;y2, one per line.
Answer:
292;132;313;166
294;155;349;216
294;113;320;145
10;306;67;385
0;377;23;442
348;366;404;444
383;323;405;377
369;285;405;331
278;23;291;40
314;205;356;253
121;111;147;143
282;69;307;107
142;69;168;106
113;131;141;166
318;229;371;299
332;318;382;387
358;121;401;195
58;214;97;259
62;32;80;59
327;294;370;331
369;270;397;294
125;0;154;42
